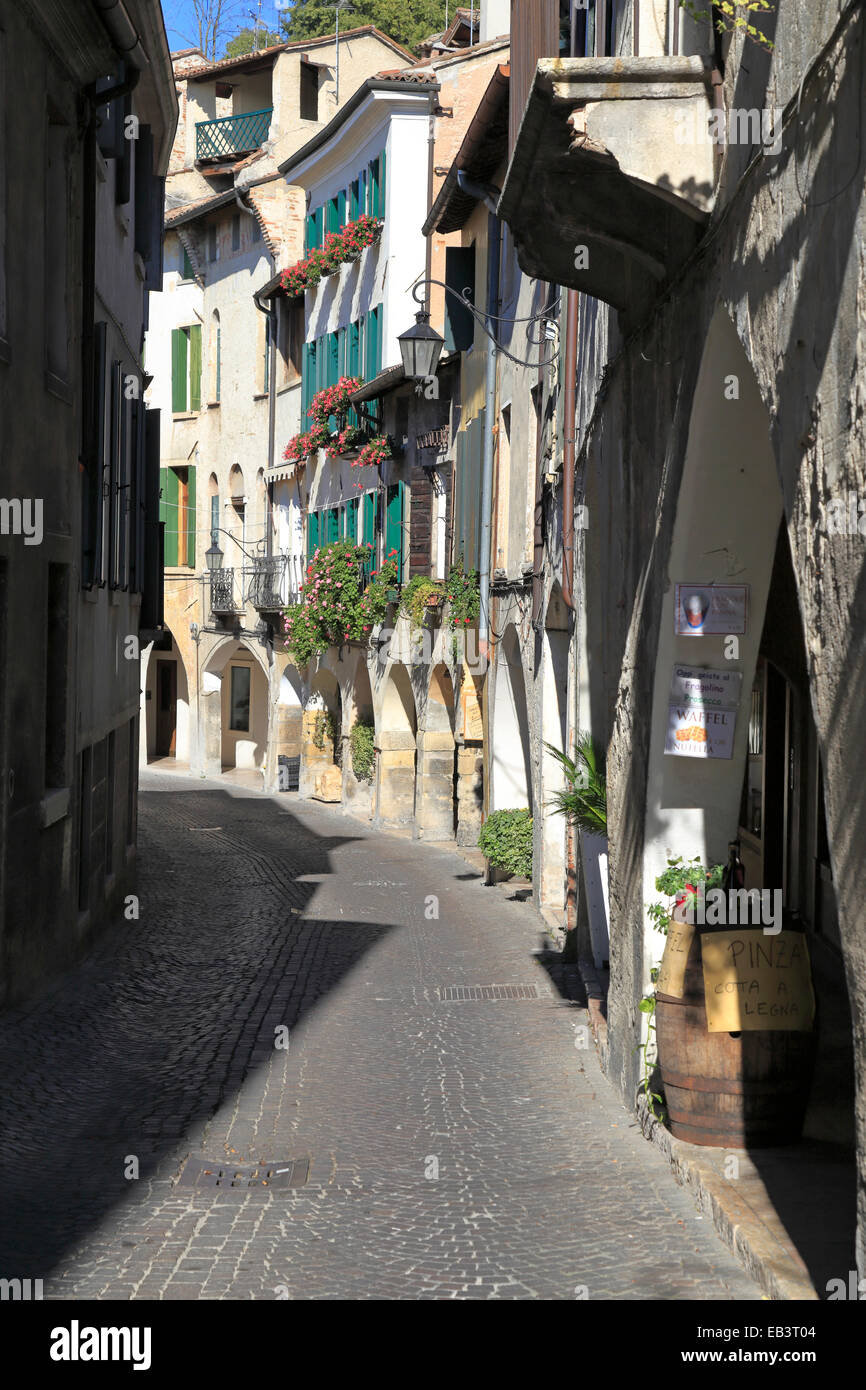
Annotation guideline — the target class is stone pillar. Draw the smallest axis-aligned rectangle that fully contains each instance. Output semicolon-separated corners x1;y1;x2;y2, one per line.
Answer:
415;731;456;840
456;740;483;846
200;682;223;778
299;708;336;799
375;730;417;828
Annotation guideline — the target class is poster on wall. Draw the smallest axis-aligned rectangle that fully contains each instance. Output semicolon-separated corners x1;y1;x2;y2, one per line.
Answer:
701;929;815;1032
675;584;749;636
664;665;742;759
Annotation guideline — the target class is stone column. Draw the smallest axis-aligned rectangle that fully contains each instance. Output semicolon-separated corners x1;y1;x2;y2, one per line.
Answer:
299;708;337;799
456;739;483;846
415;730;456;840
375;730;417;828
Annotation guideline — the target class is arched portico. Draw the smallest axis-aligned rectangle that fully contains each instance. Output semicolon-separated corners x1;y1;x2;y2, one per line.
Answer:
491;624;531;811
376;662;417;829
416;663;456;840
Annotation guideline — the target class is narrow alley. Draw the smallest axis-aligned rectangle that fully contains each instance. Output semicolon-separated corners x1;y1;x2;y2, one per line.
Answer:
0;770;760;1301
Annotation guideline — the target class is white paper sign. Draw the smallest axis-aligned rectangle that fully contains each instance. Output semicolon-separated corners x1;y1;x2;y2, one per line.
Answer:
665;665;741;759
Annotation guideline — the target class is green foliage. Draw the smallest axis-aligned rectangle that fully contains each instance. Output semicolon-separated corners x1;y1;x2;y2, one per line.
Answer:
282;540;398;665
478;809;533;879
279;0;450;52
312;709;336;750
350;717;375;783
646;855;725;935
224;26;281;58
636;983;666;1120
544;733;607;835
679;0;775;50
445;557;479;630
399;575;444;631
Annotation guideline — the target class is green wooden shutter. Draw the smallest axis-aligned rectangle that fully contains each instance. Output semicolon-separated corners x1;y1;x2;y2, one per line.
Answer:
337;326;347;379
385;481;405;584
327;197;339;234
350;178;359;220
349;320;360;378
182;246;194;279
189;323;202;411
345;496;358;541
171;328;187;413
366;305;381;379
326;507;339;544
379;147;386;220
369;156;379;219
362;489;376;561
305;210;314;251
307;510;320;561
162;466;179;567
186;466;196;568
303;341;316;417
338;188;347;226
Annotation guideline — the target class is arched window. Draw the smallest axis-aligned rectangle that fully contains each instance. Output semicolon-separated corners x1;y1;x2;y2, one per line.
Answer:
208;472;219;545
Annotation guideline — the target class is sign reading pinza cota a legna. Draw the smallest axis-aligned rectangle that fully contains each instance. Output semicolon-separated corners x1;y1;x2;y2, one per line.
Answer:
664;665;742;760
700;929;815;1032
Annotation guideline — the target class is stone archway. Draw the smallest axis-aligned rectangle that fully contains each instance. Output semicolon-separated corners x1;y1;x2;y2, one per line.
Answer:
416;663;456;840
491;624;531;811
343;655;375;818
299;666;342;801
141;627;191;764
376;663;417;829
199;637;269;778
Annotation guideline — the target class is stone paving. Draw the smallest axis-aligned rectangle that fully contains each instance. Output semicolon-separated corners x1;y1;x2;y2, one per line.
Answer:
0;769;763;1300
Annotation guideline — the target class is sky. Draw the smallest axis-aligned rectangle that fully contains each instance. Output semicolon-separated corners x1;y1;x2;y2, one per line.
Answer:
160;0;290;57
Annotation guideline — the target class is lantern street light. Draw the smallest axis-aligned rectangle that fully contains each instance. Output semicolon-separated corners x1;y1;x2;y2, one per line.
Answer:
398;308;445;380
205;534;224;572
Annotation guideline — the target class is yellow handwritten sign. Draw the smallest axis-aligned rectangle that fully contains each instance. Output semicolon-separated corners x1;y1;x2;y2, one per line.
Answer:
656;920;695;998
701;929;815;1032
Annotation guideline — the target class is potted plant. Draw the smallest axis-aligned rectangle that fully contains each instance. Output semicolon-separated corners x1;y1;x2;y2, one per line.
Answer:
545;734;609;967
478;808;533;882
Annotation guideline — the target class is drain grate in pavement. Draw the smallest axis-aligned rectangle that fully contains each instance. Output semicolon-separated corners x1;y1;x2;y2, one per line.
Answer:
177;1157;310;1189
436;984;540;1001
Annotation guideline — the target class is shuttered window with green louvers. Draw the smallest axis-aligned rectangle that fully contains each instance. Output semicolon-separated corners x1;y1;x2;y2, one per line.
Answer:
307;510;320;562
385;481;405;584
189;323;202;411
171;327;187;413
159;465;179;567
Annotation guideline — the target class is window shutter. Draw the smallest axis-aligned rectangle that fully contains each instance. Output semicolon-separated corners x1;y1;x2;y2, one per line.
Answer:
385;481;405;584
189;323;202;411
305;210;314;252
162;466;179;567
350;178;359;220
326;507;339;544
367;305;381;379
349;319;360;379
302;341;314;417
379;146;386;219
362;489;376;564
307;510;320;562
337;325;347;379
338;188;347;226
186;465;196;569
171;328;188;413
345;496;358;541
369;156;379;219
444;246;476;352
182;246;194;280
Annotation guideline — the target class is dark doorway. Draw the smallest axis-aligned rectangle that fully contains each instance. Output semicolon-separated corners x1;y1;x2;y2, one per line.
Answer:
155;660;177;757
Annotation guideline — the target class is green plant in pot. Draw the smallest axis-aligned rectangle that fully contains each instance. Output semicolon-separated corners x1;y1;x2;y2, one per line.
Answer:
478;808;532;879
543;734;607;834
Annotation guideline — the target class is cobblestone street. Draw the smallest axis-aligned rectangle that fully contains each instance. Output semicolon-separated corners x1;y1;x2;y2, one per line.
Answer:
0;770;762;1300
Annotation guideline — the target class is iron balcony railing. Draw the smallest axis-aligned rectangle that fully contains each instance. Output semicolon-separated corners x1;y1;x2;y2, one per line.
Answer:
196;107;273;161
210;567;242;614
245;555;287;612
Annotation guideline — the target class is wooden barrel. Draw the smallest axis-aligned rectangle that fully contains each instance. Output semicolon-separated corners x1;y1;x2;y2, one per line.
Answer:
655;928;816;1147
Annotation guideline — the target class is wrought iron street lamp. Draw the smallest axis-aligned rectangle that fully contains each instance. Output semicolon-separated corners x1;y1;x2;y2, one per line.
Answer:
398;309;445;380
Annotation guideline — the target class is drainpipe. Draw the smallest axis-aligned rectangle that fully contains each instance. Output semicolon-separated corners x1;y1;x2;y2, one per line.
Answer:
561;288;578;611
93;0;148;71
244;188;277;562
456;171;500;651
531;284;548;628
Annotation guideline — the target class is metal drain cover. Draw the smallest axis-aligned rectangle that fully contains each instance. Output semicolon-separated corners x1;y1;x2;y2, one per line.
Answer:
436;984;540;1001
178;1157;310;1189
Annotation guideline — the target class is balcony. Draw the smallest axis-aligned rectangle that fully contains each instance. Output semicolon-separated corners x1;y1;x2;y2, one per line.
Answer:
499;58;715;321
210;568;242;615
245;555;288;613
196;107;273;162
